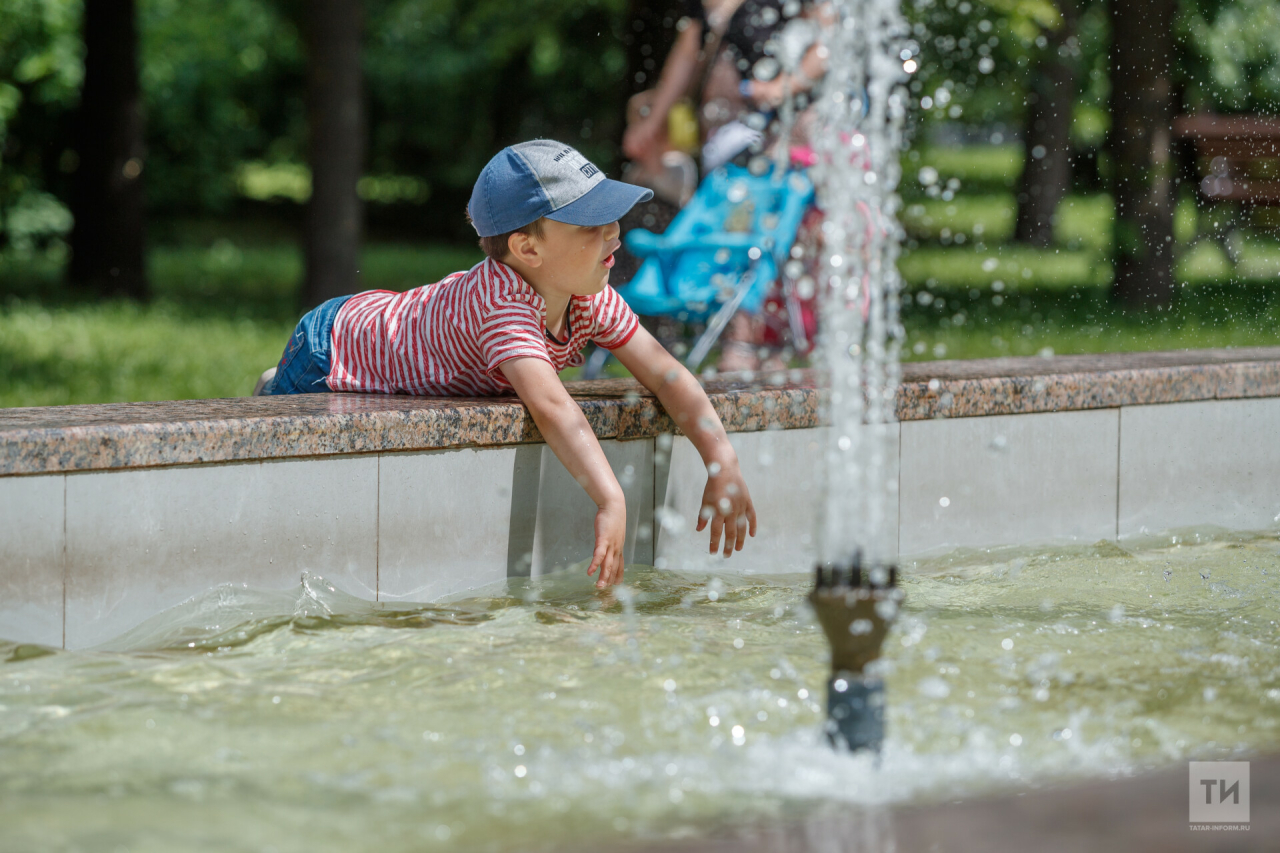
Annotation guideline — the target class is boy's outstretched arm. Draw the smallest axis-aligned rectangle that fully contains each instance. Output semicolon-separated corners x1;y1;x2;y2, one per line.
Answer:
500;356;627;588
612;327;757;557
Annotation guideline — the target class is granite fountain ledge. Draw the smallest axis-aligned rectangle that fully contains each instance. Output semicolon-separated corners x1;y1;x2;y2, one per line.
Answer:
2;346;1279;477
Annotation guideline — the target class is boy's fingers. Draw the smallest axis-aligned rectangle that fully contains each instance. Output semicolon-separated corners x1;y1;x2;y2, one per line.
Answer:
696;506;710;532
723;515;737;556
605;553;624;587
596;549;617;588
708;515;724;554
747;503;758;537
588;545;607;577
735;515;748;551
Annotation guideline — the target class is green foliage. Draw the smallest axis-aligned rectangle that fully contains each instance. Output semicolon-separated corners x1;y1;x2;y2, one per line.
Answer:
140;0;304;213
4;0;1277;234
903;0;1099;133
0;0;80;254
363;0;630;198
1181;0;1280;113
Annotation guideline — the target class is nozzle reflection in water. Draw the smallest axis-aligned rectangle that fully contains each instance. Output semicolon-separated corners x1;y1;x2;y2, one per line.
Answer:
810;558;902;752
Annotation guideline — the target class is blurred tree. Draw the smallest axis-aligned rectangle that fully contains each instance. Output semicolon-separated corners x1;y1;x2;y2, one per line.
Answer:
302;0;364;307
1108;0;1176;309
0;0;81;258
68;0;147;298
1013;0;1079;247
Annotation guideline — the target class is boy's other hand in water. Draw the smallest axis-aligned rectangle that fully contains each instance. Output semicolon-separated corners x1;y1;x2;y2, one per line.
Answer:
612;328;757;559
697;457;757;557
589;499;628;588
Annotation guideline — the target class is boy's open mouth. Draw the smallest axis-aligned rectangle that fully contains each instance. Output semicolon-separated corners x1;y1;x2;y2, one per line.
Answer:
601;239;620;269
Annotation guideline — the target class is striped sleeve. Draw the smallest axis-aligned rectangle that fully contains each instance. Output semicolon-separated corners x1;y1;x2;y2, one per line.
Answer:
478;285;553;378
590;284;641;350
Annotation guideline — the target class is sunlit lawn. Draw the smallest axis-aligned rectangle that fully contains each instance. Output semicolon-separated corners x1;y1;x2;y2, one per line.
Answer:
0;242;484;408
3;169;1280;406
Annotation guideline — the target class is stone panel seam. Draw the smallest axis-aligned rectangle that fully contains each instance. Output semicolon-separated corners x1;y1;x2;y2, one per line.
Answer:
1115;407;1123;541
375;455;381;602
896;421;903;563
61;474;67;650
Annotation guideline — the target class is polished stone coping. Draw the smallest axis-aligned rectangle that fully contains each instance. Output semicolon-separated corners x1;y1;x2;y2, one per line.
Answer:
2;347;1279;476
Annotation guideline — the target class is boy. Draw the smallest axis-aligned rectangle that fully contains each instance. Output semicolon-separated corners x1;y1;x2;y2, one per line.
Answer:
257;140;756;588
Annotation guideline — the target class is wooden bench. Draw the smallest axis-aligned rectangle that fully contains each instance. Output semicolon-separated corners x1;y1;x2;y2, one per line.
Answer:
1173;114;1280;264
1174;114;1280;205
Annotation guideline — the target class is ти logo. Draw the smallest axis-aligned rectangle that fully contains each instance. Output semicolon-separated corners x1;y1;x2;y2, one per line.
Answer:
1189;761;1250;825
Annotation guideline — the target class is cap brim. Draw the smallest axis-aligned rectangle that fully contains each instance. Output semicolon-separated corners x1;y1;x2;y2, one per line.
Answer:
544;179;653;227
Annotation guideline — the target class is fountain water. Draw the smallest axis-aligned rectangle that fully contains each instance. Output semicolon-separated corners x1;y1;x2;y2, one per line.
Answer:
805;0;910;751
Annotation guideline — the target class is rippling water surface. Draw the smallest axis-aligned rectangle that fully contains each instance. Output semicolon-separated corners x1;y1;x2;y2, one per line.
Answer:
2;533;1278;852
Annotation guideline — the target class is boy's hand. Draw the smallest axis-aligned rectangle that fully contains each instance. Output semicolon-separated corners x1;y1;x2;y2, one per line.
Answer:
500;356;632;589
588;499;628;588
696;459;757;557
611;328;760;560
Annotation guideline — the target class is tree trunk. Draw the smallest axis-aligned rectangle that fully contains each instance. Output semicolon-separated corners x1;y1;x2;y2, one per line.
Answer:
303;0;364;309
1108;0;1177;309
1014;0;1078;247
68;0;147;299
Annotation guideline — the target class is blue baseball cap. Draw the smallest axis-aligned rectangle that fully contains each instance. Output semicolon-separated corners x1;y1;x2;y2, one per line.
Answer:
468;140;653;238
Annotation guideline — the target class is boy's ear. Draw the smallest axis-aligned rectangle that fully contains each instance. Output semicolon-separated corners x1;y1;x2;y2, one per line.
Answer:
507;230;542;267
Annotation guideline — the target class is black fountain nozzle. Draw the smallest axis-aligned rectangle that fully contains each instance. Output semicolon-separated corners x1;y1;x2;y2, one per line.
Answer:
808;550;902;752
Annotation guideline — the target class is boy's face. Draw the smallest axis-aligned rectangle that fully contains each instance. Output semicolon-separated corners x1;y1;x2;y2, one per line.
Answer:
525;218;621;296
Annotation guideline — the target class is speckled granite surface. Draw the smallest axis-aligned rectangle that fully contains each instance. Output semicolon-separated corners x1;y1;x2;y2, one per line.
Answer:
3;347;1278;476
897;347;1280;420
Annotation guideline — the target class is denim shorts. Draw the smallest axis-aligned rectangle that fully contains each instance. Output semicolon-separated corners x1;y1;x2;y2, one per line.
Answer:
260;295;352;395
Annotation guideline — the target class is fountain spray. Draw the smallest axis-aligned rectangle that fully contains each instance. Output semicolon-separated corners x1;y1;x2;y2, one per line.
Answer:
807;0;909;752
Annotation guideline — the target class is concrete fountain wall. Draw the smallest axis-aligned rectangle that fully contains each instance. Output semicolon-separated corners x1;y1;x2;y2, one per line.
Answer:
3;348;1280;650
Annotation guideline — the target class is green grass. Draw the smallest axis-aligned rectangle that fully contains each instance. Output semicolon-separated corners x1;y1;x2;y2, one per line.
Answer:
902;194;1201;252
4;153;1280;408
147;241;483;322
0;241;484;407
0;301;292;408
900;283;1280;363
906;145;1022;189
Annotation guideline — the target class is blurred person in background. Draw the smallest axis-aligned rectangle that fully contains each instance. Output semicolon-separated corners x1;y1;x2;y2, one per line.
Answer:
620;0;830;373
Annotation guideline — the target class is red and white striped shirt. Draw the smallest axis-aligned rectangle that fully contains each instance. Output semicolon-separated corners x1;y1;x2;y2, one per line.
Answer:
327;258;640;396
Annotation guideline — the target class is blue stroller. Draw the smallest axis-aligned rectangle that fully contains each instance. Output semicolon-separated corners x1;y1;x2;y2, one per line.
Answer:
608;162;815;372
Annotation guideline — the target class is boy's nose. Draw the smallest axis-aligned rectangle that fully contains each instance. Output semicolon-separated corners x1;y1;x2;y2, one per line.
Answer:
604;221;620;242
